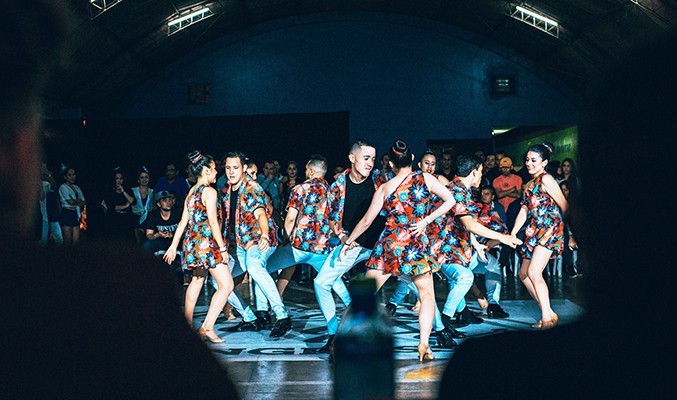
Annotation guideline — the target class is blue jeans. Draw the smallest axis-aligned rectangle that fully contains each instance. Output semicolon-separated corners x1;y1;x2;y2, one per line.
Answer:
460;252;502;308
235;245;288;320
314;245;371;335
439;262;474;317
258;245;351;310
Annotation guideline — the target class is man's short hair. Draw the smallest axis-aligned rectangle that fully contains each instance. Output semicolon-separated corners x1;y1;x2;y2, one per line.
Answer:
349;139;374;154
307;154;328;176
455;153;482;177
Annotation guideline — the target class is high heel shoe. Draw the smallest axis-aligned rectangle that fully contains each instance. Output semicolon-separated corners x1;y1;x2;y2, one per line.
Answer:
417;343;435;362
531;320;543;329
198;326;225;343
532;313;558;329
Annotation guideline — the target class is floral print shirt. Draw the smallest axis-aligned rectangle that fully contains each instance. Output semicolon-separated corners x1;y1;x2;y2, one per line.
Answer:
286;177;333;254
221;175;280;251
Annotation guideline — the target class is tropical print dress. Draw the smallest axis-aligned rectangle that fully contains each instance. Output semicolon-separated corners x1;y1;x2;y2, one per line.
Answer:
366;171;439;276
519;172;564;260
182;185;223;270
436;177;474;267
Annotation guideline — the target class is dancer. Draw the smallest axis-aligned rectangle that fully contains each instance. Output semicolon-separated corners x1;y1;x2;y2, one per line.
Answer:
437;153;521;329
163;150;235;343
342;139;456;362
314;139;387;353
384;148;465;346
221;151;292;338
510;142;568;329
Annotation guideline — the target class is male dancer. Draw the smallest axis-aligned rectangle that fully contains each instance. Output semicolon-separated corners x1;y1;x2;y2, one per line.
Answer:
437;153;521;329
222;151;291;338
313;140;387;353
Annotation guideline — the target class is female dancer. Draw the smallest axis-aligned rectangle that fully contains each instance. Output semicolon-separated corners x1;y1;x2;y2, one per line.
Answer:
343;140;456;361
58;164;86;245
510;142;568;329
164;150;234;343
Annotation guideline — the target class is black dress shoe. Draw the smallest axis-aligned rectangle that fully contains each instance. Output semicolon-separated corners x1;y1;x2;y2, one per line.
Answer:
226;319;262;332
384;303;397;317
444;326;466;339
255;310;272;327
487;304;510;319
435;329;458;349
456;306;483;325
441;313;467;329
318;335;335;354
270;317;292;338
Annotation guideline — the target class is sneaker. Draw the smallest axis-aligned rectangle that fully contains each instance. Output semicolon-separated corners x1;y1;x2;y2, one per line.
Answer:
318;335;335;354
270;317;292;338
384;303;397;317
226;319;262;332
487;304;510;319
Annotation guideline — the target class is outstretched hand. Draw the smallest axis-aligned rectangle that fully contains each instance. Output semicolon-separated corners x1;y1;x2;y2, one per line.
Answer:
501;234;523;249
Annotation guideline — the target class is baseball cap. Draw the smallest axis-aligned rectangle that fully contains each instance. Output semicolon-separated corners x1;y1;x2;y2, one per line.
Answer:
155;190;173;202
499;157;513;168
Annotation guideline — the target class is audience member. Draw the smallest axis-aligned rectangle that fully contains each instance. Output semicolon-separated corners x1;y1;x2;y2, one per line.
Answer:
492;157;522;212
257;159;283;212
100;166;136;242
58;163;86;245
131;166;154;244
154;162;190;207
435;148;454;181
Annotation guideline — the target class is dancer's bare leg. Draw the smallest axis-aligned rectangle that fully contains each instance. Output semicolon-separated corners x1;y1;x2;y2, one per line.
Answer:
184;269;206;324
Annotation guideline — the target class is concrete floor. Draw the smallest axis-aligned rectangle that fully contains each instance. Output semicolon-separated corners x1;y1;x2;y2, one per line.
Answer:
192;269;587;400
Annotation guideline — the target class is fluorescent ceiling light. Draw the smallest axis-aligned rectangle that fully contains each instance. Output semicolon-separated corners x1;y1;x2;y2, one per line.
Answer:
168;7;211;27
510;4;560;38
167;6;214;35
515;5;558;27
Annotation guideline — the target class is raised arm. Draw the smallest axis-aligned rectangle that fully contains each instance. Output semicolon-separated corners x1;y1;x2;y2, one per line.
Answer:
410;173;456;236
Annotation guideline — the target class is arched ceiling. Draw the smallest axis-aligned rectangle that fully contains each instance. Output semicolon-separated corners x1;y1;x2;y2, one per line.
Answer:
48;0;676;117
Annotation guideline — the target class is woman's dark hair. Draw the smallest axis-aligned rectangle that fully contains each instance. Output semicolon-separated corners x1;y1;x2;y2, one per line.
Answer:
112;167;126;187
527;141;555;162
561;157;577;176
186;150;214;178
388;139;412;169
421;148;436;158
455;153;482;177
546;160;561;179
286;161;298;172
60;163;73;178
137;166;150;179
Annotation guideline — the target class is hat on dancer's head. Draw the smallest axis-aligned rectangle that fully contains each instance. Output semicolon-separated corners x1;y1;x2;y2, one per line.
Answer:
499;157;513;168
155;190;172;202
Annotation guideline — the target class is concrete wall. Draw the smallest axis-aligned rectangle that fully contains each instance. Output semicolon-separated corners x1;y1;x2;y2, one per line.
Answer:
123;12;581;158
